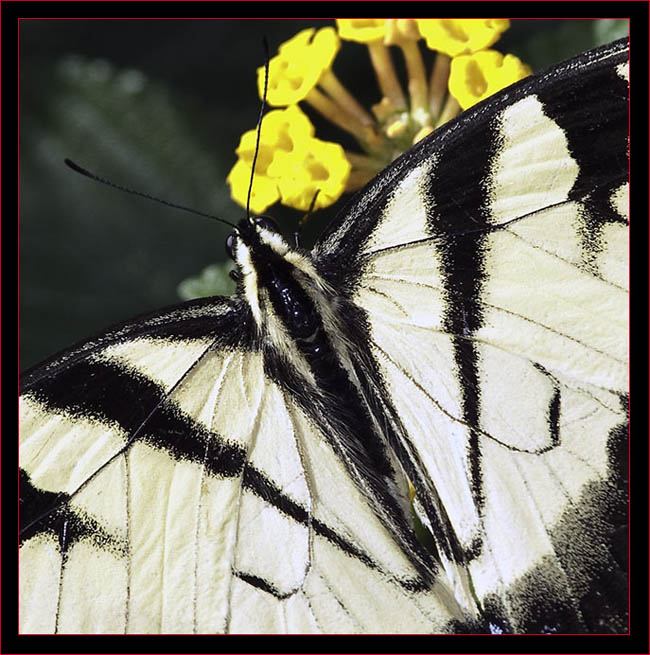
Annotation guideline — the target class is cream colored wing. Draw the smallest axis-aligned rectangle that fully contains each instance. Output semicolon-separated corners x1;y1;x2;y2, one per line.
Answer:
327;41;629;632
19;299;468;634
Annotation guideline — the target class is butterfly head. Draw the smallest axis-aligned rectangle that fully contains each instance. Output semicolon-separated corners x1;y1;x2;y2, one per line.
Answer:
226;216;293;324
226;215;291;273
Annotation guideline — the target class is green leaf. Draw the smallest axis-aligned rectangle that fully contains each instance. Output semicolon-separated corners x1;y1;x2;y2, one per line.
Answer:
177;262;236;300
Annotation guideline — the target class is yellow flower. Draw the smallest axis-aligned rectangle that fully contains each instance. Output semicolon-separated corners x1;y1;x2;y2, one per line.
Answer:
227;159;279;215
260;26;379;148
416;19;510;56
336;19;387;43
449;49;531;109
258;27;340;106
229;20;530;215
227;106;315;213
337;18;421;46
258;104;315;155
228;105;350;213
269;138;351;211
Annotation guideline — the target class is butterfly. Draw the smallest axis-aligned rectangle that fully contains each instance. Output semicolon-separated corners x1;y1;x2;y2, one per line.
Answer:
19;37;629;634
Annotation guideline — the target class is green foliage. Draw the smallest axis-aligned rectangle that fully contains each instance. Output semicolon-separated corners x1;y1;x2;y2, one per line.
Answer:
177;262;236;300
593;19;629;44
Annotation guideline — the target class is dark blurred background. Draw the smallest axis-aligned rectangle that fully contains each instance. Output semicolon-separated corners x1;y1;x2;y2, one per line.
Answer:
19;18;628;368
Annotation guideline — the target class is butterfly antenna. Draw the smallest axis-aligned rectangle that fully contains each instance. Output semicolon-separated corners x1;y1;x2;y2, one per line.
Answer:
246;36;270;224
64;158;237;229
293;190;321;247
299;189;321;228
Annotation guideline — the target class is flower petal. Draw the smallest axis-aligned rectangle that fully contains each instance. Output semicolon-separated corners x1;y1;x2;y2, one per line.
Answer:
336;19;387;43
258;27;340;105
417;19;510;56
226;159;280;214
270;137;351;211
449;49;531;109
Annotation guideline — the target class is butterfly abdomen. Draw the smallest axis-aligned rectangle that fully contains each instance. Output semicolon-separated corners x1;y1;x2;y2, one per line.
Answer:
232;217;441;579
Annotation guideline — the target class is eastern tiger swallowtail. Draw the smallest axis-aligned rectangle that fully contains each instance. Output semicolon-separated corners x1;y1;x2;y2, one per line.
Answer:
19;37;629;634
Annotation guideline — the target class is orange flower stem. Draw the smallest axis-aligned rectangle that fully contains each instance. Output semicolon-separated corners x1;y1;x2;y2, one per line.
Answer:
428;53;451;118
319;69;375;126
367;42;407;110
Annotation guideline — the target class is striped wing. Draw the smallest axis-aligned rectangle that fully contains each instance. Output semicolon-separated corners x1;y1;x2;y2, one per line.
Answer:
19;297;467;633
315;37;629;632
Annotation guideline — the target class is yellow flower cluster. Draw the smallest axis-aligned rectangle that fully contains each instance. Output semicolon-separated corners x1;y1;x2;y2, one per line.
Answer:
228;19;530;214
227;105;350;214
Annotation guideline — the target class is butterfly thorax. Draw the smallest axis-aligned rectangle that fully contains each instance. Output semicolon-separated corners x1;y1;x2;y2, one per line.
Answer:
230;217;409;487
230;216;349;388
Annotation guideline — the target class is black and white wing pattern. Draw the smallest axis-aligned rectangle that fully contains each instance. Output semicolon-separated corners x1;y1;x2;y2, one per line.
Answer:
19;38;629;634
19;296;467;633
314;36;629;633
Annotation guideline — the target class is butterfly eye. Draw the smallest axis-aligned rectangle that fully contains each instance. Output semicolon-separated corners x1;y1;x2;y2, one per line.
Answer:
254;216;279;233
225;233;237;260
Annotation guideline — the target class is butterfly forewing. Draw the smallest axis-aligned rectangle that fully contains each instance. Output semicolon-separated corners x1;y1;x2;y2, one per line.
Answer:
317;37;628;632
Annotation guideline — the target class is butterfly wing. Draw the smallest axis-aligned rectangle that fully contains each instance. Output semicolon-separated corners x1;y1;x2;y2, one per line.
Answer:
19;296;467;633
20;296;238;632
313;37;629;633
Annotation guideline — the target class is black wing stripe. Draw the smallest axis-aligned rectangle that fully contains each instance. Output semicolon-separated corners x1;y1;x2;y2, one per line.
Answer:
234;571;290;600
19;469;127;555
22;357;247;479
21;357;391;577
19;296;248;391
361;194;629;292
421;103;500;555
536;56;629;275
24;358;165;430
537;57;628;206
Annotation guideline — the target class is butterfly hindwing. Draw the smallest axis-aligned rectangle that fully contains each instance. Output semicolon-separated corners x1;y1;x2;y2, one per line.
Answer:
20;299;468;633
